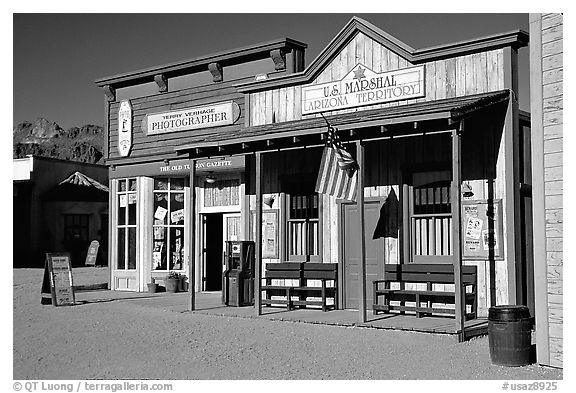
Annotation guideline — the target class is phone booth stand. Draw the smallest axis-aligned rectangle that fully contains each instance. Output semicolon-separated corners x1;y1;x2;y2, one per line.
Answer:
222;241;255;306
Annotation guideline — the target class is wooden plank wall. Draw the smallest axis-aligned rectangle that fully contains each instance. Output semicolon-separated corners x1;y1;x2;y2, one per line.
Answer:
539;13;563;368
108;77;250;161
249;32;504;125
248;32;510;316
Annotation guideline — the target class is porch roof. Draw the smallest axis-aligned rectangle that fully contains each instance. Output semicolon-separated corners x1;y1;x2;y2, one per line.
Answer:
175;90;510;158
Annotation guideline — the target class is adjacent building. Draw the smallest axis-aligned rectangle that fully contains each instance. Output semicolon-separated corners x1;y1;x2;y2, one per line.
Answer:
529;13;563;368
13;156;109;268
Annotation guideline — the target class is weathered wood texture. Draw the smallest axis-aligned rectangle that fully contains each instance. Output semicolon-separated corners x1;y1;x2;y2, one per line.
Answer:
530;13;563;369
541;13;563;369
249;32;504;126
107;76;250;161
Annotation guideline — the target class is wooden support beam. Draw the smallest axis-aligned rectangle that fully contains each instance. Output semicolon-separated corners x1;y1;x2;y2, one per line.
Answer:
451;125;465;341
380;125;388;134
254;152;263;316
320;133;326;141
195;148;202;155
266;139;274;147
103;85;116;101
270;48;286;71
241;142;250;150
218;146;225;153
292;136;300;144
154;74;168;92
188;158;197;311
356;141;367;324
349;129;357;137
208;62;223;82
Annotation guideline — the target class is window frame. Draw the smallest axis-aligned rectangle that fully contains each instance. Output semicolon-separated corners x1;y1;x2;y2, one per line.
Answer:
152;177;187;272
116;178;138;271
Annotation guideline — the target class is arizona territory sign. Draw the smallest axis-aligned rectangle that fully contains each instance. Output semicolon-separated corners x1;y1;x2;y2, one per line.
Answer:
302;64;425;115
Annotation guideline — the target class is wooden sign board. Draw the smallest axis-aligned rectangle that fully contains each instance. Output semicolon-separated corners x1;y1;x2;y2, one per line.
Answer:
85;240;100;266
41;252;75;306
462;200;504;260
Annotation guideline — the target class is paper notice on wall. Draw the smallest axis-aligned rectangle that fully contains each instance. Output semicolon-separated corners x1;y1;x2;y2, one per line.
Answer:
482;230;499;251
465;217;483;239
170;209;184;224
154;206;168;221
153;251;162;269
128;193;137;204
464;205;478;218
465;239;481;253
119;195;127;207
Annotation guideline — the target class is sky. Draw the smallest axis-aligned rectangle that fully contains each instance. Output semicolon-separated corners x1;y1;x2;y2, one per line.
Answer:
13;13;531;130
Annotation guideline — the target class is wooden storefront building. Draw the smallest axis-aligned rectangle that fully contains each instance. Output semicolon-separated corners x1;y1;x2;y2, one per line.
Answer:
96;17;532;338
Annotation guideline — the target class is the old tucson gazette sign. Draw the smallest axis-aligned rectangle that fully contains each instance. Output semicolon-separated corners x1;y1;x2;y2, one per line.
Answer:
302;64;425;114
144;101;241;135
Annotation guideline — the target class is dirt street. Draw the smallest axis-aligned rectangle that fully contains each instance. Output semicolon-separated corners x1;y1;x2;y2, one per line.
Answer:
13;268;562;380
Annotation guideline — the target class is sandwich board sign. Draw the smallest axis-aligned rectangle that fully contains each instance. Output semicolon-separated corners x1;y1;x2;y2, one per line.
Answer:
41;252;75;306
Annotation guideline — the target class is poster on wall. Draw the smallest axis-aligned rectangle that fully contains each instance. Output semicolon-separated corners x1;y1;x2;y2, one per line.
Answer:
250;210;279;259
462;200;503;260
262;210;279;259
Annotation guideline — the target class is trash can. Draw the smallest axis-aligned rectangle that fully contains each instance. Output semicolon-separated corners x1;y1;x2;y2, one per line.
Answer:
488;305;533;366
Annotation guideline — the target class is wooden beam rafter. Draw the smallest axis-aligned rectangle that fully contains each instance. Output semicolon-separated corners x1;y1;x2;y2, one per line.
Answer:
270;48;286;71
208;62;223;83
103;85;116;101
154;74;168;92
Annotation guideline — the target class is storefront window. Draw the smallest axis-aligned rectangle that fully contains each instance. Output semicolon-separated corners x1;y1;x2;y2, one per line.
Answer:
153;178;186;271
283;177;320;262
116;178;137;270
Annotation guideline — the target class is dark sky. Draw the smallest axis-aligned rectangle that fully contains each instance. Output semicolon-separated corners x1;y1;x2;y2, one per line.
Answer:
13;13;530;130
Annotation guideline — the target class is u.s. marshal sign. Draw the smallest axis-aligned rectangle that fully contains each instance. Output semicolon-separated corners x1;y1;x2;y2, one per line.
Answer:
302;64;425;115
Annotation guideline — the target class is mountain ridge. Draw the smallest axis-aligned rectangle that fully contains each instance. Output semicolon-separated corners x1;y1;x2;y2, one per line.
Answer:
13;118;105;164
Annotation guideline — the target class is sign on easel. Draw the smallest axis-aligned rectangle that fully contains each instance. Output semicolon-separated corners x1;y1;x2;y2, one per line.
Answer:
41;253;75;306
85;240;100;267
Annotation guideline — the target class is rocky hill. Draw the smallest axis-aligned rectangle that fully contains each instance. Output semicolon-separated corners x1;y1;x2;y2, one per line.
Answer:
13;118;105;164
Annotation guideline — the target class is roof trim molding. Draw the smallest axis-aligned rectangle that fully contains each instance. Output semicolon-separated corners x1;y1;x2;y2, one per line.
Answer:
95;38;308;89
236;16;529;93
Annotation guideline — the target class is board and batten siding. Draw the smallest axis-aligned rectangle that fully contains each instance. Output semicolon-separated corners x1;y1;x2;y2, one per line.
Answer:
530;13;563;369
107;77;249;161
249;32;504;126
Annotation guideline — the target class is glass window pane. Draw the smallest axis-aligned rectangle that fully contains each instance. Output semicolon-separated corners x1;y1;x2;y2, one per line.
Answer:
118;195;126;225
154;178;169;191
170;178;184;190
128;194;137;225
170;193;185;225
153;193;168;224
117;228;125;269
129;179;137;191
170;227;185;270
119;180;127;192
153;226;167;270
128;227;137;269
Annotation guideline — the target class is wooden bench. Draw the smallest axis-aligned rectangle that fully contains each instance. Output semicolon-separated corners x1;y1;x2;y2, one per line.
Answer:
260;262;338;312
292;263;337;312
372;264;477;319
261;262;301;310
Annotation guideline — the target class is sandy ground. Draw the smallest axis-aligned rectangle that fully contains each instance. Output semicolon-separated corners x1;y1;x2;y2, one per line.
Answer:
13;268;563;380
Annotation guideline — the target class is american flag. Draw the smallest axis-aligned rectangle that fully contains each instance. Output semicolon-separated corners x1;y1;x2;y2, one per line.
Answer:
315;126;359;201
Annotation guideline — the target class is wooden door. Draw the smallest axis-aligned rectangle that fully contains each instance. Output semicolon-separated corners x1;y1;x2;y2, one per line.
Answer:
342;198;385;309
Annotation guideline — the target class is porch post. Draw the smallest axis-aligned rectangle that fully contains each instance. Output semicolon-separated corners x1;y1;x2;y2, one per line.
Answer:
356;140;367;323
188;158;197;311
254;152;263;316
451;124;465;341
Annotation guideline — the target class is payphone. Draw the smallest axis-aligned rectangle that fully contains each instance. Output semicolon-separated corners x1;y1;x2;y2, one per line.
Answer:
222;241;255;306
